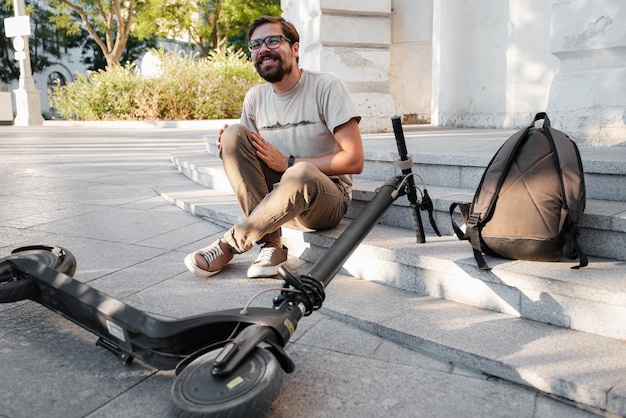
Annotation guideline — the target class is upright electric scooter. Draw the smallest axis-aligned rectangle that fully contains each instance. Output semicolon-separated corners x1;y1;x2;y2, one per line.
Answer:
0;118;438;417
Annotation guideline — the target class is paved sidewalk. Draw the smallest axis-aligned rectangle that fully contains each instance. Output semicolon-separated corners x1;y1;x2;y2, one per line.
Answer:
0;124;601;418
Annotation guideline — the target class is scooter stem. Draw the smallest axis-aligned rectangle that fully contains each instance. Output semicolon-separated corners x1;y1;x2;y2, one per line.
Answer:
307;176;404;289
392;116;426;243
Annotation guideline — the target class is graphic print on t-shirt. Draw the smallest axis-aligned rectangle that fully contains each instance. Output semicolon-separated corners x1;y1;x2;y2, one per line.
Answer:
261;120;316;131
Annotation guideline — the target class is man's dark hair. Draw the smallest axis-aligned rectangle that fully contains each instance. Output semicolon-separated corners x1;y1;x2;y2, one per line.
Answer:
247;15;300;44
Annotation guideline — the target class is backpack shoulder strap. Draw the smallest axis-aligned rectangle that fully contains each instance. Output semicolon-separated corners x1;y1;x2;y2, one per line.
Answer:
471;125;531;218
464;121;534;270
540;114;588;269
449;202;470;240
448;202;490;269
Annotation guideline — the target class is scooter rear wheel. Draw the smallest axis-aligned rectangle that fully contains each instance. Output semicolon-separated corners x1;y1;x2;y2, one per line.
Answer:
171;346;282;417
0;244;77;303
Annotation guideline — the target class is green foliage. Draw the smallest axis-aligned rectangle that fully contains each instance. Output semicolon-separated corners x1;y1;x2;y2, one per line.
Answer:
0;2;18;83
51;48;261;121
48;0;159;67
220;0;282;53
143;0;281;56
81;34;158;72
197;48;262;118
0;0;83;83
135;0;196;42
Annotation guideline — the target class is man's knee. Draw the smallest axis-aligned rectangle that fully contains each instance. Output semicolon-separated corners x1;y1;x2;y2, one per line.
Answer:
281;162;332;201
220;124;253;154
284;161;320;185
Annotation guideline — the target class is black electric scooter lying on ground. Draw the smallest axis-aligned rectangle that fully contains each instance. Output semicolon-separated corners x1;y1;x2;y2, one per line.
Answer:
0;118;439;417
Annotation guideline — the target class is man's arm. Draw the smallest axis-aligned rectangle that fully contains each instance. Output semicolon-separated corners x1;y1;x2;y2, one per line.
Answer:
252;117;364;175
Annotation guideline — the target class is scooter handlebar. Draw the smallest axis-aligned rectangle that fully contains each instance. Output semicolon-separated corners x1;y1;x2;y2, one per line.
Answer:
391;117;426;243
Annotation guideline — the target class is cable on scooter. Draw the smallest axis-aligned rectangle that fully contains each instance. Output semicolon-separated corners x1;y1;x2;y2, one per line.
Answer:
390;170;441;237
278;267;325;316
299;275;325;314
390;171;426;199
239;287;302;315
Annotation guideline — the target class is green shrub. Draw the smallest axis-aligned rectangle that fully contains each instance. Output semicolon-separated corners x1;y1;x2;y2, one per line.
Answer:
51;48;261;121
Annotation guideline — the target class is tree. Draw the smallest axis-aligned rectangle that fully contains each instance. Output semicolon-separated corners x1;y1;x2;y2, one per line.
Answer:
0;0;82;83
144;0;281;57
48;0;159;68
0;1;18;83
80;30;157;71
45;0;280;69
220;0;282;53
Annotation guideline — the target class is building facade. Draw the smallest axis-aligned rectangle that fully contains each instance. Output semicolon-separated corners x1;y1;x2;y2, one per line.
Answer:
282;0;626;145
3;0;625;145
1;46;82;120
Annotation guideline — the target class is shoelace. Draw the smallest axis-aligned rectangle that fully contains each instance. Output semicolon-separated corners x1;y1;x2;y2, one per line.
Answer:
200;244;224;265
255;246;277;264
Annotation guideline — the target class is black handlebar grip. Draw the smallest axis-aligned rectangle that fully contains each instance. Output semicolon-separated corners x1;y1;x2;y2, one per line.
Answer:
392;116;409;159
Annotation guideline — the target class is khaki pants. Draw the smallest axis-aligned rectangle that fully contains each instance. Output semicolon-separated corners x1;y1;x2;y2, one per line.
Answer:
220;124;349;254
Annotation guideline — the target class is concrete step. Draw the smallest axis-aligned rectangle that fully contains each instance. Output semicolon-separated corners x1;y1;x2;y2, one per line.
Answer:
159;131;626;416
349;180;626;262
157;181;626;417
166;130;626;340
171;141;626;262
158;177;626;341
320;274;626;418
358;127;626;202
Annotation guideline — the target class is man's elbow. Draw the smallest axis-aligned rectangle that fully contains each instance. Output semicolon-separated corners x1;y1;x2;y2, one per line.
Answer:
351;157;364;174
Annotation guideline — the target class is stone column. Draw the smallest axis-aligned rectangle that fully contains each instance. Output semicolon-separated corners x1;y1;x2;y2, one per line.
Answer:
389;0;432;125
547;0;626;145
282;0;397;133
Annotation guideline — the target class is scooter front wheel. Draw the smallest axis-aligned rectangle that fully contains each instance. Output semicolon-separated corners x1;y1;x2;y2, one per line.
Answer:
0;244;77;303
171;346;282;417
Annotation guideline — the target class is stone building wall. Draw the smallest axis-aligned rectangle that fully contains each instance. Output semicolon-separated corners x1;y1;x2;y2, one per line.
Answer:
547;0;626;145
283;0;626;145
431;0;560;130
281;0;396;133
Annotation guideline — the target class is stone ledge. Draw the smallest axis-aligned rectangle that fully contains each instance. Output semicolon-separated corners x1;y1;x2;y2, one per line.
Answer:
319;274;626;417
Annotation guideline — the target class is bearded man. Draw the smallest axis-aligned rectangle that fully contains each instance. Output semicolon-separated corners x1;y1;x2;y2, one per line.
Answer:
185;15;364;279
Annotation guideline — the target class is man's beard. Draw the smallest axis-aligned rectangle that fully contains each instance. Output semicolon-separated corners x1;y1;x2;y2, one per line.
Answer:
255;53;292;83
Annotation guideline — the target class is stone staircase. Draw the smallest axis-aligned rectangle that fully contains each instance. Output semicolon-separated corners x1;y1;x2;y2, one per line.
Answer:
160;125;626;416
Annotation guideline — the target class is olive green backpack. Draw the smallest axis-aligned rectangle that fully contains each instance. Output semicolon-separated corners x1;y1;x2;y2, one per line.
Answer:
450;112;588;270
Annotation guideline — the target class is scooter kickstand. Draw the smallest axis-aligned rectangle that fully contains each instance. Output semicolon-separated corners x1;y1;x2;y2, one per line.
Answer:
96;338;133;365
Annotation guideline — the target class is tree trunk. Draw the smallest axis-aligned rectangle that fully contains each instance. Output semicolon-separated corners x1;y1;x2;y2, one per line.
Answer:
58;0;134;68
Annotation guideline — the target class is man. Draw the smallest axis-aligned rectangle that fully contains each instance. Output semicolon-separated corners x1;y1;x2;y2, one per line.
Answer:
184;15;364;279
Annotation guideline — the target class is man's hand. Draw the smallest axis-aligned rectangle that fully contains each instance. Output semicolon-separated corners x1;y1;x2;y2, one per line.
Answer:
248;117;364;175
251;132;288;172
216;124;229;150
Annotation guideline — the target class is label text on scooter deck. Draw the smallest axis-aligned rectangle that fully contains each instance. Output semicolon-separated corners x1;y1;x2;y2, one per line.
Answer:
106;320;126;342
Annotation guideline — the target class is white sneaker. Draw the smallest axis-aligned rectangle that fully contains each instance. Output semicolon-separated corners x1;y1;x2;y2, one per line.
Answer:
247;243;288;278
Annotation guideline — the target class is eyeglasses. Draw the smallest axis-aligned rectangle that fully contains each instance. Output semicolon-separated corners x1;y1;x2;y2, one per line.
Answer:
247;35;292;52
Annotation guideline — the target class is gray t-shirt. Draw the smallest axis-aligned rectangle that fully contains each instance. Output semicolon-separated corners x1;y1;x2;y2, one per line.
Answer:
240;69;361;197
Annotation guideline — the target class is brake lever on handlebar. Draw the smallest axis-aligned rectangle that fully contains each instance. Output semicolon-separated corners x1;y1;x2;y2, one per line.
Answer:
211;324;295;376
420;189;441;236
